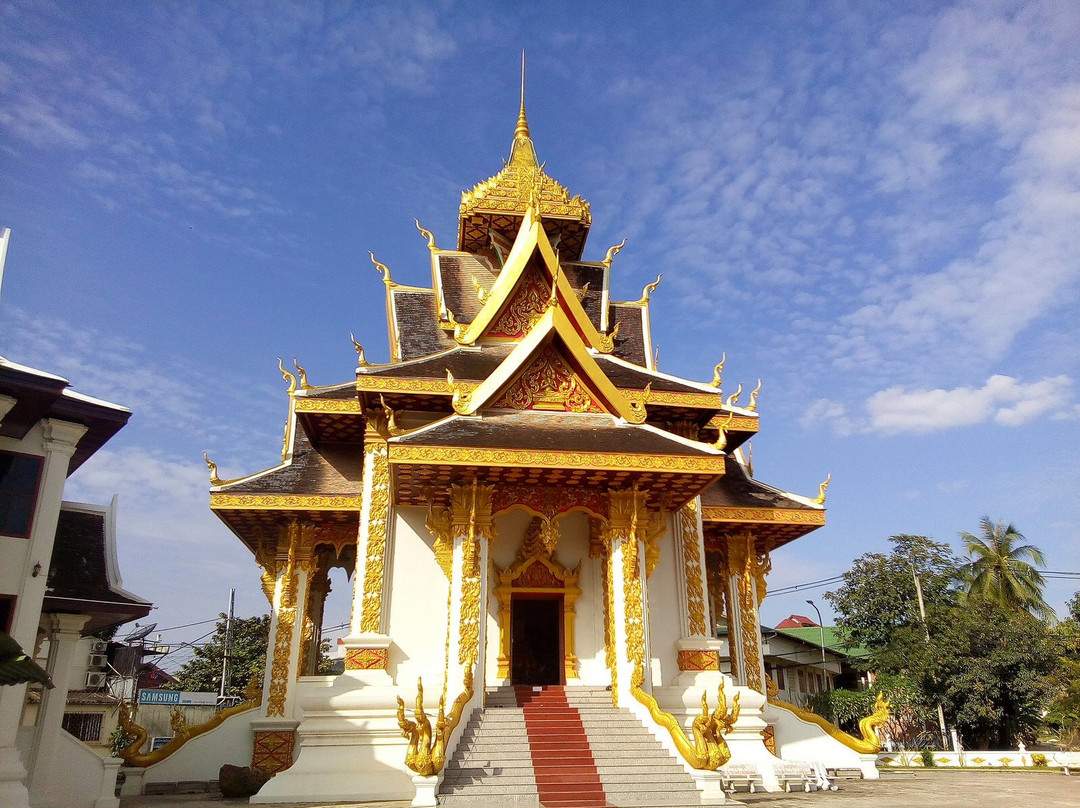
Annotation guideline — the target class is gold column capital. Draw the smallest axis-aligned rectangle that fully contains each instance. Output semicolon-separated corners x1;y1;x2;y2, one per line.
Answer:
449;482;496;541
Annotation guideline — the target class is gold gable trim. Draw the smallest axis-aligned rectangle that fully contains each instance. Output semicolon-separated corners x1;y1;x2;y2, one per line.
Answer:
294;399;362;413
706;413;759;432
211;494;362;511
701;506;825;526
389;444;725;475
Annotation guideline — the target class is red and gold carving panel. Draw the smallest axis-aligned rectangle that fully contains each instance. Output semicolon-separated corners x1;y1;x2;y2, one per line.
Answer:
252;730;295;775
345;648;389;670
677;649;720;672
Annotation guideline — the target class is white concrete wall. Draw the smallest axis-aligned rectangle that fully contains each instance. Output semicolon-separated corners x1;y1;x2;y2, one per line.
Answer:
645;515;681;687
558;512;605;686
133;707;258;786
33;729;120;808
385;507;450;701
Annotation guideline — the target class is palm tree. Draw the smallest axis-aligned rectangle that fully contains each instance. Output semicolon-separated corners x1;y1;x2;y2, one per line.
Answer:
961;517;1054;621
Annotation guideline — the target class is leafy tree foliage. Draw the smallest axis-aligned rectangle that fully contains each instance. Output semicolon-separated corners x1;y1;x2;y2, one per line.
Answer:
931;599;1057;748
1044;591;1080;749
961;517;1053;621
824;535;961;653
174;614;270;698
806;673;933;745
826;533;1061;749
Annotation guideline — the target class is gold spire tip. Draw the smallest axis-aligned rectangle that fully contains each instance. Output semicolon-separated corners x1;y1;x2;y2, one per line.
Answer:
515;50;530;140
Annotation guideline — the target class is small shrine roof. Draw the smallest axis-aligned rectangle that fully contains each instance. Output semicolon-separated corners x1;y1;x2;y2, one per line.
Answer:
701;453;824;548
215;426;361;498
388;410;724;510
43;502;152;634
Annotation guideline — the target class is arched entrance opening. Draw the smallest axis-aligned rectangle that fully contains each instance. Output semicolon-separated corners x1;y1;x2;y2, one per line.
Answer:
495;544;580;686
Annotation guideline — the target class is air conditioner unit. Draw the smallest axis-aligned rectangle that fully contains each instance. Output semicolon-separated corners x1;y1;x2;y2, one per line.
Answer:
86;671;107;689
88;653;107;669
89;640;107;655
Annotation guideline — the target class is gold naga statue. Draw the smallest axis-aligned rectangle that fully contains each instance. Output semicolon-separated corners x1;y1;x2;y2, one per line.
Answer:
396;679;450;777
857;692;891;750
632;671;740;770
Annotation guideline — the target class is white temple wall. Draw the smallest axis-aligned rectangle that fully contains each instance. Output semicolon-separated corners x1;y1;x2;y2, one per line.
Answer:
646;516;682;688
385;507;449;699
558;512;606;686
484;511;528;684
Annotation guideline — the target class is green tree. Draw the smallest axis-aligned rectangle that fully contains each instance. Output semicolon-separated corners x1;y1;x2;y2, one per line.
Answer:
824;535;961;654
174;614;270;698
961;517;1053;620
930;599;1057;748
1043;590;1080;749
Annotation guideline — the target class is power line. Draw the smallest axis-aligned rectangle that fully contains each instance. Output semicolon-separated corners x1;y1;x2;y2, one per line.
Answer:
766;575;845;598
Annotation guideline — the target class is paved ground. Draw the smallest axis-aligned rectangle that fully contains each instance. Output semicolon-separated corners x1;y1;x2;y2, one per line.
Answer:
119;769;1080;808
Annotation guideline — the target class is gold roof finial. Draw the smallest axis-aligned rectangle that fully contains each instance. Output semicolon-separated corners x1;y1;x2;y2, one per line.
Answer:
370;251;393;286
709;353;726;389
747;379;762;412
637;274;662;304
293;358;311;390
277;358;296;394
350;333;369;367
515;50;530;140
601;239;626;270
203;452;223;486
814;473;832;505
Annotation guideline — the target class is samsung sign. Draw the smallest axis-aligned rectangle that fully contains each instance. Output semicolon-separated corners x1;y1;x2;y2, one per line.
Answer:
137;690;218;706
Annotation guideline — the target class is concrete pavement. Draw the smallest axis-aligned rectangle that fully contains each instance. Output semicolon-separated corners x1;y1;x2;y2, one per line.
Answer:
118;769;1079;808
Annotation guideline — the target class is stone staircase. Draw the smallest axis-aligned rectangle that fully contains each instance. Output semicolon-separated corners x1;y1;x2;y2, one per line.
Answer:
439;685;706;807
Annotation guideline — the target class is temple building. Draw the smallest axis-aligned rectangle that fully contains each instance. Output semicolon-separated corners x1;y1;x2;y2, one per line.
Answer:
121;85;887;805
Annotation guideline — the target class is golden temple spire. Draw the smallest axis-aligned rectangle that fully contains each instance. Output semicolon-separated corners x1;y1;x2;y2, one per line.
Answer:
515;51;530;140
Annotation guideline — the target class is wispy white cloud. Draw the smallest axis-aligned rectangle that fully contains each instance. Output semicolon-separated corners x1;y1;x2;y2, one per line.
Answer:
802;373;1074;435
1;306;283;468
0;0;457;247
866;374;1072;434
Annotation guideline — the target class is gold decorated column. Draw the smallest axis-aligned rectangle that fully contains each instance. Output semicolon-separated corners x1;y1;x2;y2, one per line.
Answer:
605;489;650;708
725;532;768;693
344;412;393;673
672;498;724;676
261;521;316;718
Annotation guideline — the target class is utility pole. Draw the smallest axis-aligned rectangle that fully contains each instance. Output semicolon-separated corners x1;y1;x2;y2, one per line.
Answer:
219;589;235;702
911;560;949;750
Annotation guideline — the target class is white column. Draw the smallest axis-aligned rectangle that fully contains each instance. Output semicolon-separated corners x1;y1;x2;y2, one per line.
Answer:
28;614;91;799
0;419;86;808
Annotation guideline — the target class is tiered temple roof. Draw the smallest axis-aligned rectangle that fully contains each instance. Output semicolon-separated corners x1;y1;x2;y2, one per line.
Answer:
210;92;822;552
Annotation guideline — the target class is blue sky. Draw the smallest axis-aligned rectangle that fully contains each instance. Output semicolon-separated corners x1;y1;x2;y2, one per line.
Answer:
2;1;1078;666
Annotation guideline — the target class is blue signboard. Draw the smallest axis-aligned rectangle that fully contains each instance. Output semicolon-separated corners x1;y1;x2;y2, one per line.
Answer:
138;689;180;705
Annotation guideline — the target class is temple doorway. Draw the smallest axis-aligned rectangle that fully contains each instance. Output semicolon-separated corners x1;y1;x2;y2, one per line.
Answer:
510;594;563;685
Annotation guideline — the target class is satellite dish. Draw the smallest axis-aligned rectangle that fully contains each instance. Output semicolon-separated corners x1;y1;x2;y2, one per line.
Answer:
124;623;157;642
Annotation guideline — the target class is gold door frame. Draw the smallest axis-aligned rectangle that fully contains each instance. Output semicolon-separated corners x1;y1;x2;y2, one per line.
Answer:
494;553;581;682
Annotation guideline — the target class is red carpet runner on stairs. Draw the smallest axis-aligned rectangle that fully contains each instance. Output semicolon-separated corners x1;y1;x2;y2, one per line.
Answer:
516;686;612;808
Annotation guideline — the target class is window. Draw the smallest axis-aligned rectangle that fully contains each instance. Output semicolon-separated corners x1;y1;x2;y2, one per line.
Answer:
797;670;805;691
774;666;785;690
62;712;103;743
0;452;44;537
